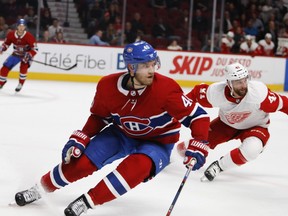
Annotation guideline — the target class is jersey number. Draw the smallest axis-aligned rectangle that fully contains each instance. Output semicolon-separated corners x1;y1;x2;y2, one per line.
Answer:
268;92;277;103
181;95;193;107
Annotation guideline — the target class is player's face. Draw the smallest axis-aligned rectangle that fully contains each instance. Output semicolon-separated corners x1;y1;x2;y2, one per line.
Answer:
134;60;156;87
17;24;26;35
231;77;248;97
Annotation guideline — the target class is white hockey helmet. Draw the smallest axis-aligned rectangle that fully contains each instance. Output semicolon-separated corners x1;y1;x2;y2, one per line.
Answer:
225;63;249;81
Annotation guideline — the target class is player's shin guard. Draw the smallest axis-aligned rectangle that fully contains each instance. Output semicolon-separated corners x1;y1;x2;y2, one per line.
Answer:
88;154;153;206
41;155;97;192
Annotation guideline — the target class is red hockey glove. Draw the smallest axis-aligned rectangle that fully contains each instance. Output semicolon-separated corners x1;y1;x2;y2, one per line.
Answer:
22;52;32;64
62;130;90;164
183;139;209;171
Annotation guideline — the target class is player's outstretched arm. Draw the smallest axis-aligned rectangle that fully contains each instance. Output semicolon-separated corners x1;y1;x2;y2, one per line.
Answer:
62;130;90;164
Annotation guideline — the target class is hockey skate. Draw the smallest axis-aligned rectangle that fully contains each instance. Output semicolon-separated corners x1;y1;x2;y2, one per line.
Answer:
15;83;23;92
15;184;42;206
64;194;91;216
201;160;223;182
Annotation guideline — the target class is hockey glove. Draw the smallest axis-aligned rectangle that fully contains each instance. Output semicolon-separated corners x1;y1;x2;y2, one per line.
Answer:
62;130;90;164
22;52;32;64
183;139;209;171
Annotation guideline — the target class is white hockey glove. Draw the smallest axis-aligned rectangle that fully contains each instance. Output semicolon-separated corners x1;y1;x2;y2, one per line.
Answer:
61;130;90;164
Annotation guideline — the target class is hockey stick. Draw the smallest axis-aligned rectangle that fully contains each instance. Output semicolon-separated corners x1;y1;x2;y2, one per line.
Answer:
32;59;77;71
1;52;77;71
166;159;196;216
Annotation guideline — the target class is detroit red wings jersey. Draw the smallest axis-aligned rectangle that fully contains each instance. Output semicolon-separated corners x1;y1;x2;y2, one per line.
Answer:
2;30;37;57
258;39;275;56
82;72;209;144
187;81;288;130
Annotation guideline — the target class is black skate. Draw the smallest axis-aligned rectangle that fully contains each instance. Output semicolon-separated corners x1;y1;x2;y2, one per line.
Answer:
64;194;91;216
0;81;7;89
201;160;223;181
15;83;23;92
15;185;42;206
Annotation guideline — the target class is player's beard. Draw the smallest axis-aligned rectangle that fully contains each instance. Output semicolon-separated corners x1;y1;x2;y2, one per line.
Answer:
234;87;247;97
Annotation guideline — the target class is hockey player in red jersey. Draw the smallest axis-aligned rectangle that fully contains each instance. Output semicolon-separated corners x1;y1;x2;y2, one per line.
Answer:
0;18;38;92
14;41;210;216
178;62;288;181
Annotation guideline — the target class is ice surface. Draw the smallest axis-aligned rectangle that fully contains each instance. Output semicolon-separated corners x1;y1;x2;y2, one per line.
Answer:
1;79;287;216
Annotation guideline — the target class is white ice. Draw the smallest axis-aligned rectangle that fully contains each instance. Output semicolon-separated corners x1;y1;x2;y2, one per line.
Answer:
1;79;288;216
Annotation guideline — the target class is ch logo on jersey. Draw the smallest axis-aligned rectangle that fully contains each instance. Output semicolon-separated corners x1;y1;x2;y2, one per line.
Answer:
120;116;153;136
224;111;251;124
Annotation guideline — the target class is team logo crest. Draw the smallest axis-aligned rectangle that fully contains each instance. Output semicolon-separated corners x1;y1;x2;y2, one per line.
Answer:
126;47;133;53
224;111;251;124
120;116;153;136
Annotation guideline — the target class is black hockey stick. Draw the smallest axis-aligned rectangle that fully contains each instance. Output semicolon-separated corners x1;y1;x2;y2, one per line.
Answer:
32;59;77;71
166;159;196;216
1;53;77;71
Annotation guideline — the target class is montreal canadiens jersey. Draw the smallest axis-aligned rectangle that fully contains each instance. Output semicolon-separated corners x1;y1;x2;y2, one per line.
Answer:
82;72;209;144
187;81;287;130
2;30;37;57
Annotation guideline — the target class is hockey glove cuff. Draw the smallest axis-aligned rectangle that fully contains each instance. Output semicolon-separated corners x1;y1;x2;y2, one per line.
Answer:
62;130;90;164
183;139;209;171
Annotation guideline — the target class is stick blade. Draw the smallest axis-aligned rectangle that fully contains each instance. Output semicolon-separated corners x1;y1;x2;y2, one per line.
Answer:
65;63;77;70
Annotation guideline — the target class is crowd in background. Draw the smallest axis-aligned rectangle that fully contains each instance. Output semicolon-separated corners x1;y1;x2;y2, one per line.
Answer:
1;0;288;57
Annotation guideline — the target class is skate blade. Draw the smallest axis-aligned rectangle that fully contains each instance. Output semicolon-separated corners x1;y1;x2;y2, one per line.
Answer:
8;200;16;206
200;175;209;182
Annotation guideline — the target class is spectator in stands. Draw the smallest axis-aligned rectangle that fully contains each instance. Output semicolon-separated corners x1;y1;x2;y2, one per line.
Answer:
87;0;104;28
264;20;278;53
244;19;258;37
152;17;173;39
240;35;261;56
89;29;110;46
223;11;233;33
0;16;9;39
124;21;137;44
167;40;183;51
192;9;209;44
51;31;66;43
281;45;288;58
258;33;275;56
103;23;119;46
279;18;288;38
113;15;122;35
107;1;120;23
40;8;53;30
259;3;274;25
221;31;235;54
2;0;17;21
201;38;221;53
48;18;63;39
97;12;112;31
24;6;37;29
251;12;264;36
39;30;51;43
131;12;146;34
231;26;245;53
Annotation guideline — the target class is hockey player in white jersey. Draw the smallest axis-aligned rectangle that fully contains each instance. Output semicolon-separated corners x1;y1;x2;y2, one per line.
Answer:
178;62;288;181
